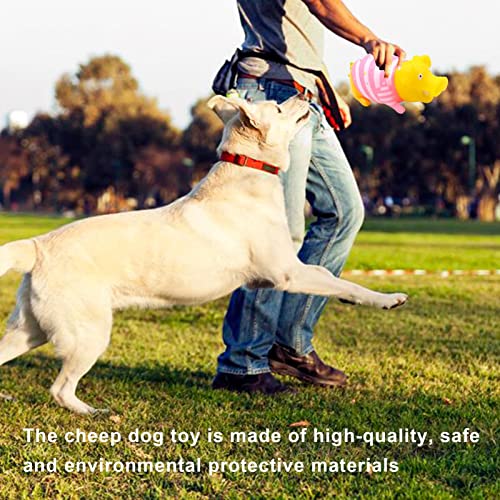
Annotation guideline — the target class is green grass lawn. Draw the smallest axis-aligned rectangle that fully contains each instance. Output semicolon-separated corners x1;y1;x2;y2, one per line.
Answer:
0;214;498;499
348;218;500;271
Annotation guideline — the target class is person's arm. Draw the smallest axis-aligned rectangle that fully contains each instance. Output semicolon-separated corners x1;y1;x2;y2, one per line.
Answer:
302;0;406;76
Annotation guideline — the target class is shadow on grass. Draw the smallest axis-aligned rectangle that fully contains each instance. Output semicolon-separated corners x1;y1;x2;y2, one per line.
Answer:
10;355;493;436
2;346;496;406
3;354;212;389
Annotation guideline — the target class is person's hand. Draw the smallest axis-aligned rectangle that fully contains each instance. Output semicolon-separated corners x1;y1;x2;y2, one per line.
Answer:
335;91;352;128
361;39;406;77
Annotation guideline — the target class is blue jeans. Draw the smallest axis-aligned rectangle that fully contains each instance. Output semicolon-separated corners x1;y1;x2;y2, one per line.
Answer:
217;78;364;375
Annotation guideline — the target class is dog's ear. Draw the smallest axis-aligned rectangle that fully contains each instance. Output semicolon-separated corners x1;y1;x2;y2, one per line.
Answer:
207;95;260;128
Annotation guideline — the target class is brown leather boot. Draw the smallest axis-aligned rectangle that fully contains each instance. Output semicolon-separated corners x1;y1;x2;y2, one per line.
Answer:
268;343;347;387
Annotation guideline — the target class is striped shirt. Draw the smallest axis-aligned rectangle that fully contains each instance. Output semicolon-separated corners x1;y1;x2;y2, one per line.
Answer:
351;54;404;113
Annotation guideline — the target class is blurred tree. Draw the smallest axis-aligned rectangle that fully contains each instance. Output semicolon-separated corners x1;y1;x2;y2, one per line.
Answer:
440;66;500;112
133;145;192;207
0;133;29;208
340;66;500;220
21;114;71;211
1;61;498;220
428;66;500;219
182;96;223;182
51;54;180;207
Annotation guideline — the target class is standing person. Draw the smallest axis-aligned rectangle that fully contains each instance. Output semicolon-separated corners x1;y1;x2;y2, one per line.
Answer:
212;0;406;394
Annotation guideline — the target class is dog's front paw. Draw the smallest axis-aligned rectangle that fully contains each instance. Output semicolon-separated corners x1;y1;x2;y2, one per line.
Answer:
381;293;408;310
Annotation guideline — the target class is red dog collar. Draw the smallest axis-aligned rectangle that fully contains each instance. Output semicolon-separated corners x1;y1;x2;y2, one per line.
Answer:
220;151;280;176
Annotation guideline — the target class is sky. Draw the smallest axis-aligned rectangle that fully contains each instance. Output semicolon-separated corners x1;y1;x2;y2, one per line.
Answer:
1;0;498;129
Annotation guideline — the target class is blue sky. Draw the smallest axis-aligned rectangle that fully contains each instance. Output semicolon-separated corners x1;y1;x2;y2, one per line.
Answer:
1;0;498;129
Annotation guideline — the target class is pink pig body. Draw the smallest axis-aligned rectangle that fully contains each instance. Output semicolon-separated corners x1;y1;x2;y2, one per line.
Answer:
350;55;405;114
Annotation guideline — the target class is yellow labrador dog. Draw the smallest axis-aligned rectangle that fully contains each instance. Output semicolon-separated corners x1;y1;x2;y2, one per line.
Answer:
0;94;407;414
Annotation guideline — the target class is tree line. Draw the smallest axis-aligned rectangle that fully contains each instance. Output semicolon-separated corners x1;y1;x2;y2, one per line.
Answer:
1;55;499;220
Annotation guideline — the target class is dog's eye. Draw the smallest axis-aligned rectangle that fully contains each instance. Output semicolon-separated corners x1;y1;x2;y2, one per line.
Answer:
276;106;283;114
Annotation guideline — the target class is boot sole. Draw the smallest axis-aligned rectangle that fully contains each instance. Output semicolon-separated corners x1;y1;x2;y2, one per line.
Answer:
269;360;347;388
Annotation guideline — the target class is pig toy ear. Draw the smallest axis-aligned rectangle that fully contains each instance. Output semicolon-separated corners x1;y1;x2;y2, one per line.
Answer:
414;55;432;67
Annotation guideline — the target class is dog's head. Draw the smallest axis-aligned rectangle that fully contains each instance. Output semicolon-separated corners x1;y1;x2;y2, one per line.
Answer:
207;94;310;171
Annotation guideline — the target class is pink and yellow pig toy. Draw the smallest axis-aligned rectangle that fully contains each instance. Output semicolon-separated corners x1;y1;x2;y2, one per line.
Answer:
349;54;448;113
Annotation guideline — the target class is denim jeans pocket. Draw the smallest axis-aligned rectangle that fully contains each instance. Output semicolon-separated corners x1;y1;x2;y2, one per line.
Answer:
237;79;301;104
265;81;301;104
236;80;267;103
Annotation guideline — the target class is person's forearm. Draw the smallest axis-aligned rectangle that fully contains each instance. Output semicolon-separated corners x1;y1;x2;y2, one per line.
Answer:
303;0;406;73
302;0;376;46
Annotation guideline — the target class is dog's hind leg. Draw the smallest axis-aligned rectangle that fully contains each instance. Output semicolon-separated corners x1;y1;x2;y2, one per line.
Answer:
49;312;112;415
0;320;47;367
0;278;47;367
282;263;408;309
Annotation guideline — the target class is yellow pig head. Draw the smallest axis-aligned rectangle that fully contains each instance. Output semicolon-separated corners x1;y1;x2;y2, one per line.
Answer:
395;55;448;103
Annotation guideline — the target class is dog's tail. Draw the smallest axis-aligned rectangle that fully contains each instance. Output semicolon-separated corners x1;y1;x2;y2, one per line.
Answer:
0;240;37;277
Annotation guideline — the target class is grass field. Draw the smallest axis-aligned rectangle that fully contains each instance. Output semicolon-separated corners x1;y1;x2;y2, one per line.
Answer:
0;214;498;499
